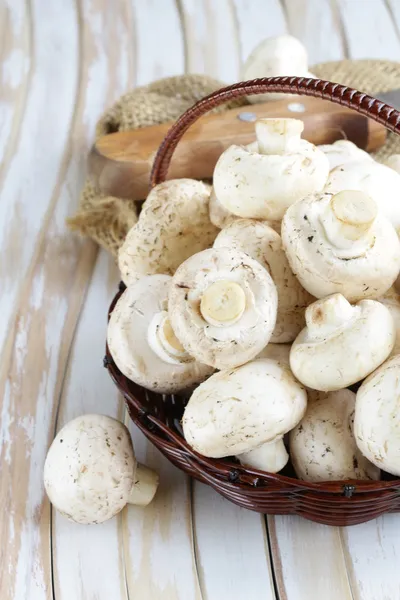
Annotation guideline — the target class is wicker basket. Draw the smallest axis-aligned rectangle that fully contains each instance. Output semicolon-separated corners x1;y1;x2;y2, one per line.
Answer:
105;76;400;527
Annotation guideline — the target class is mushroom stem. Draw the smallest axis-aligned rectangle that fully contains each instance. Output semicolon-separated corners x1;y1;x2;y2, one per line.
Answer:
200;279;246;327
320;191;377;255
237;438;288;473
305;294;354;338
128;463;159;506
255;118;303;155
147;311;191;364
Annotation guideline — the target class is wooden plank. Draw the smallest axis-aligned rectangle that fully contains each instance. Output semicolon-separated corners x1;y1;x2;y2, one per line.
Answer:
341;515;400;600
282;0;346;64
131;0;184;85
192;482;276;600
337;0;400;59
178;0;240;82
231;0;287;64
0;1;82;598
50;1;136;599
52;252;127;600
268;516;353;600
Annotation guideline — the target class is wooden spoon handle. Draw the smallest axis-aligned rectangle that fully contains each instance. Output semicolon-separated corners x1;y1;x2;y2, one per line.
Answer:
90;95;386;201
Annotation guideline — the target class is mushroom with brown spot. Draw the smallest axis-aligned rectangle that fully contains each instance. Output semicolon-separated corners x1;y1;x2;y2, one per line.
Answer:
290;390;380;482
44;414;159;524
214;219;313;342
281;189;400;301
119;179;219;285
168;247;278;369
107;274;214;393
290;293;395;391
183;358;307;473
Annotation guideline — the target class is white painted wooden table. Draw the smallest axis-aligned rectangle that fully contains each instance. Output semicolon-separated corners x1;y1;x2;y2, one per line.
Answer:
2;1;400;598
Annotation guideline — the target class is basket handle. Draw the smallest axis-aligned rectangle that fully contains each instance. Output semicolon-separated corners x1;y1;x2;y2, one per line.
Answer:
150;76;400;187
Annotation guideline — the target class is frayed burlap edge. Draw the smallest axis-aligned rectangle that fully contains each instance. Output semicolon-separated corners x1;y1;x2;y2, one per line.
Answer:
68;61;400;257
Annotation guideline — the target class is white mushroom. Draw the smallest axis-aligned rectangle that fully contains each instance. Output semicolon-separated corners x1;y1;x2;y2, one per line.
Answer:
168;247;278;369
318;139;374;171
107;275;214;393
183;358;307;473
290;390;380;482
325;159;400;234
378;287;400;356
44;414;159;524
290;293;395;391
213;118;329;221
119;179;219;285
355;354;400;476
242;34;315;103
281;189;400;301
382;154;400;174
214;219;313;342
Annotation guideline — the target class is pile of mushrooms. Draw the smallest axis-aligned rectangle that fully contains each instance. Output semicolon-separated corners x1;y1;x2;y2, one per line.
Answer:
104;107;400;484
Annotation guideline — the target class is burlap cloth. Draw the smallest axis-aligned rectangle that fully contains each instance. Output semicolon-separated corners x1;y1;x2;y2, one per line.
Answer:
68;60;400;257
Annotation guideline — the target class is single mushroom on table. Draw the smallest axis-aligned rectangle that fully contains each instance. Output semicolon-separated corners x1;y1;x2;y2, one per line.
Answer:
168;247;278;370
107;274;214;393
119;179;219;285
290;293;395;392
213;118;329;221
242;34;315;103
324;159;400;234
214;219;313;343
281;189;400;301
355;354;400;476
290;389;380;482
44;414;159;524
183;358;307;473
318;139;374;171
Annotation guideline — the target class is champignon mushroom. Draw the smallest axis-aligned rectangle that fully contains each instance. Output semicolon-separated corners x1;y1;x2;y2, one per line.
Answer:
378;287;400;356
290;390;380;482
213;118;329;221
318;139;374;171
118;179;219;285
168;247;278;369
242;34;315;103
281;189;400;301
183;358;307;473
44;414;159;524
290;293;395;391
383;154;400;174
354;354;400;476
107;274;214;393
325;159;400;234
214;219;313;342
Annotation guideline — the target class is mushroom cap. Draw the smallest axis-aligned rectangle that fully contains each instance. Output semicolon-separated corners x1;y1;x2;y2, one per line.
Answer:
318;140;374;171
290;294;395;391
168;247;278;369
118;179;218;285
213;119;329;220
210;187;281;233
325;159;400;233
281;190;400;301
242;35;312;103
183;358;307;458
378;287;400;356
290;390;380;482
44;415;136;524
354;355;400;476
214;219;313;342
107;274;214;393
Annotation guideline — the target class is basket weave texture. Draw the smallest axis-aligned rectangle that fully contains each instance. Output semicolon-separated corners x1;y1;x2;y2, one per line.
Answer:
106;77;400;526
